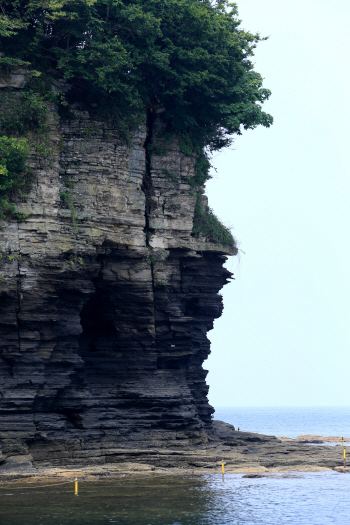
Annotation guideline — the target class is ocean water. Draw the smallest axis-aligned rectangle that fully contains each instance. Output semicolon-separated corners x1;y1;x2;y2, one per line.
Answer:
1;473;350;525
214;406;350;439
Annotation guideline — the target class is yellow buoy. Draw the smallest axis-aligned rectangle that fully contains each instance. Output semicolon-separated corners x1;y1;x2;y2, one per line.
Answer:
75;479;78;496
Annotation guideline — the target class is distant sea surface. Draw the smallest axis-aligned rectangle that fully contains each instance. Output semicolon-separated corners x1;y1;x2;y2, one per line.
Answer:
214;406;350;438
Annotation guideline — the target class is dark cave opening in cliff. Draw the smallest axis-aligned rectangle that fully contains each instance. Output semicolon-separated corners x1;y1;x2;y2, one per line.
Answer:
78;285;119;355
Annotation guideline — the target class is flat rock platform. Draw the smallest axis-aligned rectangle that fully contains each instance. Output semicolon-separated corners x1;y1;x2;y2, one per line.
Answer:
0;421;349;483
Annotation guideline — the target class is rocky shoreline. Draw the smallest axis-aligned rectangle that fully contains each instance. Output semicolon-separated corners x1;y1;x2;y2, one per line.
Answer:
1;421;349;484
278;435;350;444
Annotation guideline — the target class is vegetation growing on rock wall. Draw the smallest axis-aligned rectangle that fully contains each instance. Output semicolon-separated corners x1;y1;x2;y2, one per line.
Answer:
0;89;48;135
0;85;52;219
192;193;236;248
0;135;29;219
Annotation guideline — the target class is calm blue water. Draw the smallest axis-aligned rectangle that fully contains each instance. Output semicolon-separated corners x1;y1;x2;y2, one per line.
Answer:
214;407;350;439
1;473;350;524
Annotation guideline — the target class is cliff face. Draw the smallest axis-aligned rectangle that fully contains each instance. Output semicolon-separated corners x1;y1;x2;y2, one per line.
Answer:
0;102;236;467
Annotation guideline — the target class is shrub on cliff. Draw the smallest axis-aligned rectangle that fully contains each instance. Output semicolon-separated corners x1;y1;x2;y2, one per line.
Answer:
0;88;51;219
0;136;29;219
192;194;235;247
0;0;272;151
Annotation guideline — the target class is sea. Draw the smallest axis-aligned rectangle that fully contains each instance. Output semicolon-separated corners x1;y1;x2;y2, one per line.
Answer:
214;406;350;439
1;407;349;525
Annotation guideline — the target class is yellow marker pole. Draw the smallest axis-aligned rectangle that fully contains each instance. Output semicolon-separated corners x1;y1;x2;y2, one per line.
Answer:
344;448;346;469
75;478;78;496
221;459;225;483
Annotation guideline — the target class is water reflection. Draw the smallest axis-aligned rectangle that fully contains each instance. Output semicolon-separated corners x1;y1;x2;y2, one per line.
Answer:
0;476;213;525
0;472;349;525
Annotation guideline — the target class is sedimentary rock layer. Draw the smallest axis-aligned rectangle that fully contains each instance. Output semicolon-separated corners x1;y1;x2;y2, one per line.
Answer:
0;101;236;467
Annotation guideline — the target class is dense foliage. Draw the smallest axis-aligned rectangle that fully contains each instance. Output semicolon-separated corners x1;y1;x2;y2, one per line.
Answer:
0;0;272;237
0;0;272;150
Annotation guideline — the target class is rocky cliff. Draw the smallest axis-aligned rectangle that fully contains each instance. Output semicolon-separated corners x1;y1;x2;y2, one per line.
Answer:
0;97;236;467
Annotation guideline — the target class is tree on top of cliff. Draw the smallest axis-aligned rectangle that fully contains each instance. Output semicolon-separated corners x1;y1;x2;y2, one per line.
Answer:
0;0;272;151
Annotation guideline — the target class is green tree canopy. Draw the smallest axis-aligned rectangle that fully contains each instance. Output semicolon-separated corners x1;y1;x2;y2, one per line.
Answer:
0;0;272;150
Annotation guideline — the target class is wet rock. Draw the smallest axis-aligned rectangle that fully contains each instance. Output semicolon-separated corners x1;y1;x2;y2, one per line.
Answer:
242;473;265;478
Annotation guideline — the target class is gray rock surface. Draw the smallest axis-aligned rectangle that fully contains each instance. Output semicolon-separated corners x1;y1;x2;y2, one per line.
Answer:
0;422;347;479
0;100;236;467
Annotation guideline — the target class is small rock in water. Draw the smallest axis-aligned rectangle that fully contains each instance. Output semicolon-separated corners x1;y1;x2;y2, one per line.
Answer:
242;473;265;479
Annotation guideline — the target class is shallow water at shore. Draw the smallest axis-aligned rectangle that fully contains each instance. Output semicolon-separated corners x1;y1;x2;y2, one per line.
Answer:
1;472;350;525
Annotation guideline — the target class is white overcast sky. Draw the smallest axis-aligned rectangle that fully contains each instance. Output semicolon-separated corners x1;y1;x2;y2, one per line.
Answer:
206;0;350;407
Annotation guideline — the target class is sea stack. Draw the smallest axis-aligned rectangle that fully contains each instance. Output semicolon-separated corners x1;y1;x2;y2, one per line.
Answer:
0;100;236;466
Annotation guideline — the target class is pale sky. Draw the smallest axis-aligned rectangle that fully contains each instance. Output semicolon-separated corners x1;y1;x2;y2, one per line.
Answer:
206;0;350;407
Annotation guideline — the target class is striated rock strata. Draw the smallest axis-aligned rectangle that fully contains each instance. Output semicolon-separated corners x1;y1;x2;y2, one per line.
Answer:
0;103;236;467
